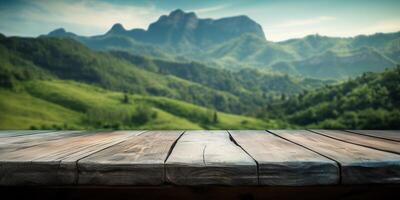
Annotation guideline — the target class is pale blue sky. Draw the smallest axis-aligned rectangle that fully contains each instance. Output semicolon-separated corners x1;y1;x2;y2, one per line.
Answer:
1;0;399;41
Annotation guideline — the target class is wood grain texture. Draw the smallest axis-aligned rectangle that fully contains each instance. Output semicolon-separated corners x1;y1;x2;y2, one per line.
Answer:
0;131;139;185
0;130;54;138
166;130;257;185
312;130;400;154
229;130;339;185
347;130;400;142
0;130;83;151
270;130;400;184
78;130;183;185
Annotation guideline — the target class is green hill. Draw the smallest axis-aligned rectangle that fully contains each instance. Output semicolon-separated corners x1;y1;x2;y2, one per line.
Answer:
267;66;400;129
0;80;285;130
1;35;328;115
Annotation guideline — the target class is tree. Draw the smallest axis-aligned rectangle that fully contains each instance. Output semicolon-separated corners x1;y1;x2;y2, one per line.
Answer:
213;111;219;124
131;105;157;125
122;91;129;104
280;93;286;101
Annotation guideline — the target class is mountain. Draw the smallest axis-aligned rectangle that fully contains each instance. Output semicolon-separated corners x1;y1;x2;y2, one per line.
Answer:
45;9;400;79
48;9;265;49
142;9;266;47
45;9;269;61
270;46;396;79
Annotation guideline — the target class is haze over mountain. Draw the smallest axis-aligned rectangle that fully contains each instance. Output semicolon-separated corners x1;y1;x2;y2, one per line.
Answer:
46;9;400;79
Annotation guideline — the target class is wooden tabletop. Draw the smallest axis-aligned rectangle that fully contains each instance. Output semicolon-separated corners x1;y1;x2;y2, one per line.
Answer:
0;130;399;186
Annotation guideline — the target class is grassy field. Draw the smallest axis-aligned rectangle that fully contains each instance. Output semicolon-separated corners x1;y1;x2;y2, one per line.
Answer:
0;80;287;130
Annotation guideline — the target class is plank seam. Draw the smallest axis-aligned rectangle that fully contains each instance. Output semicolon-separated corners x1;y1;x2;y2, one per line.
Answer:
267;130;343;185
202;145;207;166
135;130;148;136
344;130;400;143
227;130;260;185
74;130;145;184
163;130;186;184
309;130;400;155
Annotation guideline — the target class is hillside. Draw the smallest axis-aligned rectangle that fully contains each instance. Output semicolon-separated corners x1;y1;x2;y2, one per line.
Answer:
0;80;285;130
266;66;400;129
0;35;328;115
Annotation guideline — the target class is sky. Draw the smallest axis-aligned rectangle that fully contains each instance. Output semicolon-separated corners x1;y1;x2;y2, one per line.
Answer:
0;0;400;41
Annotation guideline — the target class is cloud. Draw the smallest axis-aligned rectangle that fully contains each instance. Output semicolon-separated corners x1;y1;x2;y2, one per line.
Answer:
0;0;165;36
357;19;400;35
266;18;400;42
268;16;336;29
192;4;230;14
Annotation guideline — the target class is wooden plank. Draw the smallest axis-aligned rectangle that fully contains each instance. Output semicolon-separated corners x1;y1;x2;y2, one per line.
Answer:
0;131;84;154
270;130;400;184
347;130;400;142
0;130;55;138
229;130;339;185
0;131;140;185
0;131;87;153
166;130;257;185
78;130;183;185
312;130;400;154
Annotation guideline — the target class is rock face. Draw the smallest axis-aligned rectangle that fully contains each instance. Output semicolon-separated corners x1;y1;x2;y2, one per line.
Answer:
46;9;266;48
48;28;77;38
106;23;126;35
93;9;266;47
142;9;266;46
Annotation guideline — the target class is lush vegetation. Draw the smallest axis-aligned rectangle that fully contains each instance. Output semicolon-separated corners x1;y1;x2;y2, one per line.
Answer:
0;80;286;129
0;36;329;115
257;66;400;129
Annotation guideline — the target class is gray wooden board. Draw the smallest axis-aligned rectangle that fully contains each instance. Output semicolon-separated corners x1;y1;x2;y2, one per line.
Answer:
0;130;55;138
347;130;400;142
229;130;339;185
312;130;400;154
270;130;400;184
78;130;183;185
0;131;140;185
165;130;257;185
0;131;87;153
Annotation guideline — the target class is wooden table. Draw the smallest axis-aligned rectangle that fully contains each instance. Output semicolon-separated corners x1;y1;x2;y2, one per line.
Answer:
0;130;399;186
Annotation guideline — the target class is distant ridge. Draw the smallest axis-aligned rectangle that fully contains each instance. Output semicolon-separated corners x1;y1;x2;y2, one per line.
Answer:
45;9;400;79
49;9;266;47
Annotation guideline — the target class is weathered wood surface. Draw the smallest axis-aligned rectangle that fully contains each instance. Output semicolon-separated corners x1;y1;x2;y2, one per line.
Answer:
347;130;400;142
312;130;400;154
229;130;339;185
0;130;84;150
0;130;54;138
270;130;400;184
0;131;140;185
1;130;400;186
78;130;183;185
166;130;257;185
